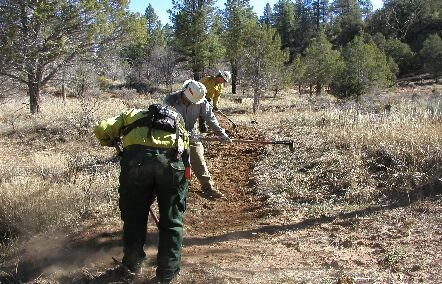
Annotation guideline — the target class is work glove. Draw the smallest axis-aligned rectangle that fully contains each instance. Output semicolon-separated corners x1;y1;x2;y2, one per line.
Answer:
220;133;232;143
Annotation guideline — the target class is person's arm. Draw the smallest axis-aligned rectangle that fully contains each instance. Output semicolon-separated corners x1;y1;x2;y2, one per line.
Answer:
94;113;125;146
200;101;231;142
211;84;223;110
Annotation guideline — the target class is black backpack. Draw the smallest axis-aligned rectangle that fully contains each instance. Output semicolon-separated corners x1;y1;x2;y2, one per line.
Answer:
121;104;180;136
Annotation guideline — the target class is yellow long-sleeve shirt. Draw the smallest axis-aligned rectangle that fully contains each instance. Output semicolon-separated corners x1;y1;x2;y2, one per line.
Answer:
199;76;224;109
94;108;189;150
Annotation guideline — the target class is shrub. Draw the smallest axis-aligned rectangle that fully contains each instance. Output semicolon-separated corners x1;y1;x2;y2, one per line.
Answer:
330;36;395;99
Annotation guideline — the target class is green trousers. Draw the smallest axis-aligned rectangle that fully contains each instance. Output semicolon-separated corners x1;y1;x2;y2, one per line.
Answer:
118;146;188;279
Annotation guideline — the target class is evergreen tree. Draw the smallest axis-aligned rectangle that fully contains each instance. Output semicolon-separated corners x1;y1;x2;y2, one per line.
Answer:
206;10;225;71
367;0;441;53
260;3;274;26
359;0;373;20
329;0;364;46
240;22;289;112
330;36;395;98
0;0;134;113
384;38;415;76
273;0;297;57
169;0;219;79
145;4;167;47
303;31;342;95
291;54;307;93
311;0;330;31
223;0;256;93
420;34;442;82
294;0;317;54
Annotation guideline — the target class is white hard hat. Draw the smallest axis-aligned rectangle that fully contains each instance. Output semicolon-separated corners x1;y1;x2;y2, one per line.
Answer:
219;70;231;83
182;79;206;104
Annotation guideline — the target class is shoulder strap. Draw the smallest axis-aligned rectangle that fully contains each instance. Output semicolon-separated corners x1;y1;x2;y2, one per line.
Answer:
121;112;153;136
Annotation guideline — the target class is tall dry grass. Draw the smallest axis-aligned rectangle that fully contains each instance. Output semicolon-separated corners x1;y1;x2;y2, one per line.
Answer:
0;90;164;253
245;87;442;214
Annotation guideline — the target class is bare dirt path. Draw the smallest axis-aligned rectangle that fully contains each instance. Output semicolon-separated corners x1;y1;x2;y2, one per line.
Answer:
3;118;442;284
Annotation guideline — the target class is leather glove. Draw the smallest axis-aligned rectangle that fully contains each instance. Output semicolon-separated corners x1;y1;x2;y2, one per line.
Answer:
220;133;232;143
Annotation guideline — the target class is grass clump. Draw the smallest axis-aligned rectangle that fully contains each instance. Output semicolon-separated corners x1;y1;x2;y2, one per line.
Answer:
252;90;442;210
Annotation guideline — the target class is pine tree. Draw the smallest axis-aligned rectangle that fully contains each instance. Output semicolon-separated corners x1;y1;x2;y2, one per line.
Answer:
169;0;219;79
145;4;167;47
293;0;313;53
329;0;364;46
273;0;297;57
260;3;274;26
223;0;256;93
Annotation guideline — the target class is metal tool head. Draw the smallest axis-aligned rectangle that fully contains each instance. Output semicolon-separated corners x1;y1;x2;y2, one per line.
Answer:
273;140;296;152
288;141;295;152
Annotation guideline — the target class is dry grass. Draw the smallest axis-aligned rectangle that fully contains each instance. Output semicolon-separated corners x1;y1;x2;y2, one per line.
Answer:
244;88;442;214
0;91;163;254
0;84;441;273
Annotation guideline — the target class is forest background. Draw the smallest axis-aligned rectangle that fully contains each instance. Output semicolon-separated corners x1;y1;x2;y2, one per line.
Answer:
1;0;441;114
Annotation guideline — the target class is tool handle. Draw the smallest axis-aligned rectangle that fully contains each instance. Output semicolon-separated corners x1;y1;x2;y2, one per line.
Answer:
199;137;272;144
216;109;237;126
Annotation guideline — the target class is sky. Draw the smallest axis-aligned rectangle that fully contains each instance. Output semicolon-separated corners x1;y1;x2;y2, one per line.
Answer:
129;0;384;25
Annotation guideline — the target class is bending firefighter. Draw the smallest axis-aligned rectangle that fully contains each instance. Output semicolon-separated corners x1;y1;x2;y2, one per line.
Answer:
94;104;190;283
164;79;231;200
198;70;231;132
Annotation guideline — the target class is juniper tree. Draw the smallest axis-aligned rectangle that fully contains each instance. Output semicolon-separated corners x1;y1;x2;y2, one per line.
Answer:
330;36;395;98
240;23;289;113
420;34;442;82
303;31;342;95
0;0;135;113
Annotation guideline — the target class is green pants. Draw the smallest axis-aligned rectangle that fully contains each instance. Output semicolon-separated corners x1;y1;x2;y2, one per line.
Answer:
118;146;188;279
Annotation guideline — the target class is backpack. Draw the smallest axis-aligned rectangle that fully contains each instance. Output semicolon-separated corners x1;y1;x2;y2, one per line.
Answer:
121;104;180;136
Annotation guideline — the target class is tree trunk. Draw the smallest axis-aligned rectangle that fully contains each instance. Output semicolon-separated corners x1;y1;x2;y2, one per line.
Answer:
28;69;42;114
315;82;322;95
193;69;202;81
253;88;260;114
62;83;66;103
28;82;41;114
231;65;238;94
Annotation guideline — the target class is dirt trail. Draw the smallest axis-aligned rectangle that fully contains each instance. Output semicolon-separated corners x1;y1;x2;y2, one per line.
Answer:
4;118;442;284
4;123;272;283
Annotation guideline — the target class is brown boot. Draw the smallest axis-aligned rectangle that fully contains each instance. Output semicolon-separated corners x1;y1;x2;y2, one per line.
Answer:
202;187;225;200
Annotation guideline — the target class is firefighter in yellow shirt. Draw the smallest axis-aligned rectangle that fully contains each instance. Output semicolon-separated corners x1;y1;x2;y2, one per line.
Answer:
94;104;190;282
198;70;231;132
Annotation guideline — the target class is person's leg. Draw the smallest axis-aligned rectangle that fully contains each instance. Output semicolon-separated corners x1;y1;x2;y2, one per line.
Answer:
118;150;154;272
189;142;213;190
154;155;188;281
189;142;225;198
